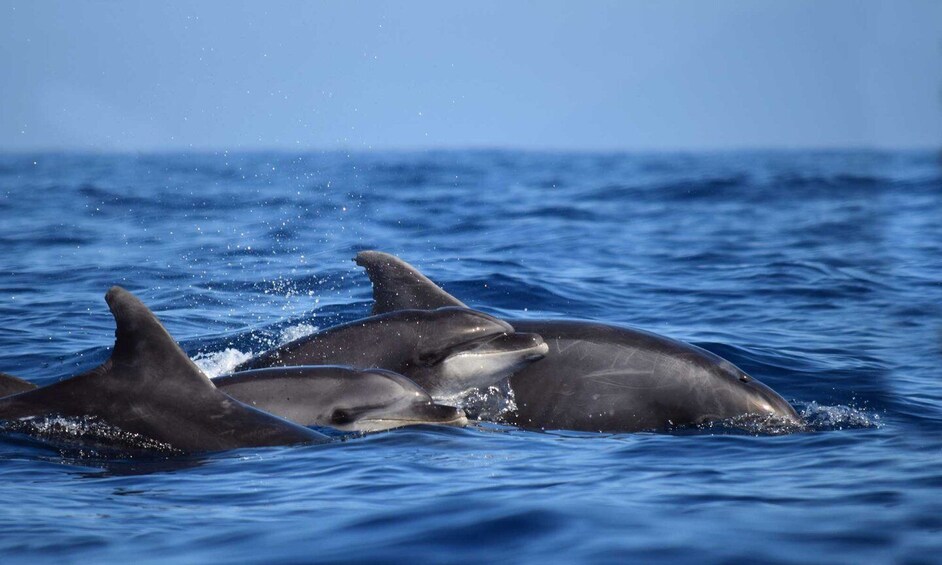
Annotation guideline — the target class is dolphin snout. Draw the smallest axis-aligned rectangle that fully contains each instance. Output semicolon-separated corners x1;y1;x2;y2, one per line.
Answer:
479;332;548;360
751;381;801;423
520;333;549;360
416;402;468;427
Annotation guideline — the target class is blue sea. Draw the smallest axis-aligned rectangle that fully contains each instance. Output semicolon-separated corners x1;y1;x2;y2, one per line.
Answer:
0;150;939;563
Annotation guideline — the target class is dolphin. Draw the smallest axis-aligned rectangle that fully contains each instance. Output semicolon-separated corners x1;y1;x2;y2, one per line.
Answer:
0;287;328;453
353;251;801;433
214;366;467;432
235;308;548;398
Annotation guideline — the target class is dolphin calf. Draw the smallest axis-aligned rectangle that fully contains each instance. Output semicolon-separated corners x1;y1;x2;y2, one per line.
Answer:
0;287;328;453
235;308;548;397
214;366;467;432
353;251;801;433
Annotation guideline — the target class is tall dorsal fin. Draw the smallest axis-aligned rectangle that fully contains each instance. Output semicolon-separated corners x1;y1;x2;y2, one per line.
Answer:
354;251;466;314
104;286;215;389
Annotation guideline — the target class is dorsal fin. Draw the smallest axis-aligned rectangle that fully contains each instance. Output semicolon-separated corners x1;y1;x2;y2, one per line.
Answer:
104;286;215;389
0;372;37;397
354;250;466;314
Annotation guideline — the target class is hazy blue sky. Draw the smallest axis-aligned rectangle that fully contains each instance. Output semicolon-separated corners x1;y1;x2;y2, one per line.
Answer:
1;1;940;151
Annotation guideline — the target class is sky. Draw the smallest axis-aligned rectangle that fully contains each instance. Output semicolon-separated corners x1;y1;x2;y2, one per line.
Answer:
1;1;940;152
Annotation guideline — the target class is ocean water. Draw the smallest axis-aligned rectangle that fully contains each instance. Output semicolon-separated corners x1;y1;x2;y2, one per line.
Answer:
0;150;939;563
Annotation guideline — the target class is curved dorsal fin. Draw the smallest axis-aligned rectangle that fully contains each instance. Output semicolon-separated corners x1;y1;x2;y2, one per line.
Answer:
104;286;214;389
354;251;466;314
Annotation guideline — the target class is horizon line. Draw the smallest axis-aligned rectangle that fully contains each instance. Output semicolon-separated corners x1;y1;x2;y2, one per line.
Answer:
1;143;939;156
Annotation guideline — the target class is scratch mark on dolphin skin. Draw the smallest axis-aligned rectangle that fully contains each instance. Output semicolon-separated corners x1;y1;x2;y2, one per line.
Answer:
609;347;638;370
555;338;582;355
651;350;666;377
584;370;670;390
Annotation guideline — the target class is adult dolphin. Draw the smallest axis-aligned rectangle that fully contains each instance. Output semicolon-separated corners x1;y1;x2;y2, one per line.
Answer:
0;287;328;453
353;251;801;433
235;308;548;397
215;366;467;432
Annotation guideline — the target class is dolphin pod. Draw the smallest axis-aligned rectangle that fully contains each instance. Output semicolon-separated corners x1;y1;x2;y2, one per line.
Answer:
353;250;801;433
0;251;803;454
0;289;479;453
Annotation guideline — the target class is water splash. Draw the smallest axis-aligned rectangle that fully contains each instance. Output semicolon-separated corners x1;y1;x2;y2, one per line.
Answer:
194;348;254;378
194;323;319;378
696;401;881;435
440;381;518;423
797;401;881;431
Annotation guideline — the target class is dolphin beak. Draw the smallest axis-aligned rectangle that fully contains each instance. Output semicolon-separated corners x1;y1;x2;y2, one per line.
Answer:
479;332;549;360
751;380;801;423
354;403;468;432
413;403;468;427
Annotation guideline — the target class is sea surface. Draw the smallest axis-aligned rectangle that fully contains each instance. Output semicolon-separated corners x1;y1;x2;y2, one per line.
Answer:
0;150;939;563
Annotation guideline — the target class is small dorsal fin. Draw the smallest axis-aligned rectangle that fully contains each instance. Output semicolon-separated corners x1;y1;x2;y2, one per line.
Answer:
0;372;38;397
104;286;215;389
354;251;466;314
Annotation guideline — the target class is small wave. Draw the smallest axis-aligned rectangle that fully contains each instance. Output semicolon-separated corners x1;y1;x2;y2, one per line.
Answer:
771;171;885;190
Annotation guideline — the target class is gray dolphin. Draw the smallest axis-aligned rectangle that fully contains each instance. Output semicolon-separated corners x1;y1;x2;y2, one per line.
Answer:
235;308;548;397
214;366;467;432
0;287;328;453
353;251;801;433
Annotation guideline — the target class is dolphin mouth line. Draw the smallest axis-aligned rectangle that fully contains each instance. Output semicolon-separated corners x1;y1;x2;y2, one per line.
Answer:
525;343;550;360
359;414;469;427
452;337;549;359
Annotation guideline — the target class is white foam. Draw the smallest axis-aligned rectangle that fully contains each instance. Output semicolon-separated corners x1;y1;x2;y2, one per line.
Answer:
193;348;254;378
192;324;318;379
799;402;881;431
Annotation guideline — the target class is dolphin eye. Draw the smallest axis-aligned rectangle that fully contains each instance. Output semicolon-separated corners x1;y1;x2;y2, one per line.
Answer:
331;409;354;426
739;374;751;383
417;351;444;366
